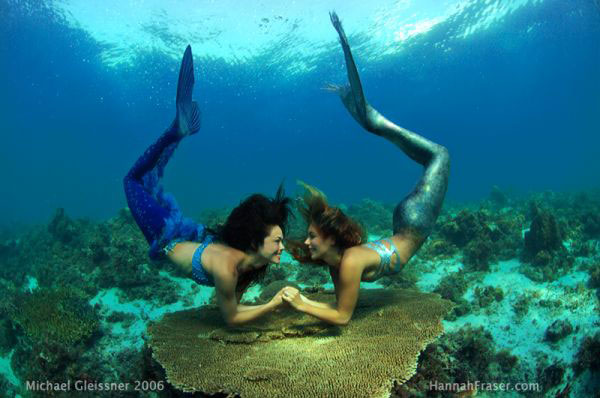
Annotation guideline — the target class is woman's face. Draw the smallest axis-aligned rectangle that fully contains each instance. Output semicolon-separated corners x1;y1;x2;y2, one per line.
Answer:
305;224;335;260
258;225;285;264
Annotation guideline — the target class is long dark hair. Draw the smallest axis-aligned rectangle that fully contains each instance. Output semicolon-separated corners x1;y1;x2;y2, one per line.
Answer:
211;184;292;290
288;181;365;265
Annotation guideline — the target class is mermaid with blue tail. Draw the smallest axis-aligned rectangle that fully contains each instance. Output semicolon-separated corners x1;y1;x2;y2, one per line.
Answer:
124;45;292;326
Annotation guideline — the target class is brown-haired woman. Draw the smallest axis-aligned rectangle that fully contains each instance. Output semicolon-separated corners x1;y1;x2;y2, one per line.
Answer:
281;12;450;325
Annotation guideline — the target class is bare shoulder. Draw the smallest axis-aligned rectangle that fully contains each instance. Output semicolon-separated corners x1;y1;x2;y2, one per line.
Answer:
205;243;243;263
204;244;242;281
344;244;380;267
337;249;364;292
340;246;372;274
343;245;371;260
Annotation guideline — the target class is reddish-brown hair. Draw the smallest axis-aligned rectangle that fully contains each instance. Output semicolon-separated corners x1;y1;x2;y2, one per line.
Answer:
288;181;365;265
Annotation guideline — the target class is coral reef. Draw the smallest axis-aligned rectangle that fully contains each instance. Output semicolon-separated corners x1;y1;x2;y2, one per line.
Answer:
6;207;176;302
0;239;18;258
0;318;17;357
544;319;573;343
463;234;494;271
588;261;600;289
433;272;469;303
5;287;100;397
260;262;296;287
572;241;597;258
379;270;418;289
433;272;471;320
519;203;575;282
569;331;600;398
393;327;520;397
1;188;599;398
512;294;532;319
0;374;19;398
495;349;519;373
10;288;99;346
582;211;600;238
436;209;523;271
572;192;600;239
346;198;394;238
450;327;497;378
47;208;78;244
573;332;600;375
523;204;563;258
538;362;565;394
473;285;504;309
294;263;330;286
417;237;458;260
147;289;453;397
98;209;182;302
439;210;485;248
520;254;576;282
488;185;509;208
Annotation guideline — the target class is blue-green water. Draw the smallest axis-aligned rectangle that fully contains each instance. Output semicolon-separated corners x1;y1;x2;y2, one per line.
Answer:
1;1;599;397
1;0;598;228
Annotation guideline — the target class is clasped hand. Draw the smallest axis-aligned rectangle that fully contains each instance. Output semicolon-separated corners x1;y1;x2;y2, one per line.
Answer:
268;286;304;310
269;287;303;309
281;286;304;309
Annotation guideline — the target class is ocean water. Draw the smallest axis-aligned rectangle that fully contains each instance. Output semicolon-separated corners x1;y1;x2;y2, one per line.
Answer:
1;0;599;397
1;0;598;227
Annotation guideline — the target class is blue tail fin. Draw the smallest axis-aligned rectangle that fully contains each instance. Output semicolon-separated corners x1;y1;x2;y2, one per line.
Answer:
175;45;201;136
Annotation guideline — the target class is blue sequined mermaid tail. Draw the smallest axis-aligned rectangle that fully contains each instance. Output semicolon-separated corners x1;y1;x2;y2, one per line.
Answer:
123;45;205;258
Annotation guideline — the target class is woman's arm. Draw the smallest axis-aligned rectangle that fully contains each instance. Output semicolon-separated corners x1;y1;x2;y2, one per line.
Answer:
168;244;282;324
214;270;284;326
295;295;334;310
235;272;260;304
283;258;362;326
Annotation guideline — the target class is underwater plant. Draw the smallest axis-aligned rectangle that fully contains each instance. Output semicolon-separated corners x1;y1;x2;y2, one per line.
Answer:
473;285;504;309
544;319;574;343
573;332;600;375
523;204;563;259
433;272;472;320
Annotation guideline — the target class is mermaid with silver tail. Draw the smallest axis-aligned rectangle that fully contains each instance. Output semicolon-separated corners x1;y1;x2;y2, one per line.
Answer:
283;12;450;325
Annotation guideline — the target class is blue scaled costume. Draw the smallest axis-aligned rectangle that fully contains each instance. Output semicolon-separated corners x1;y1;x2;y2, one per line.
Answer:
123;45;214;286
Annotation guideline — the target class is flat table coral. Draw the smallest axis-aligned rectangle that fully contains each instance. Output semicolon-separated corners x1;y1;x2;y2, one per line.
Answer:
11;288;98;346
148;288;453;398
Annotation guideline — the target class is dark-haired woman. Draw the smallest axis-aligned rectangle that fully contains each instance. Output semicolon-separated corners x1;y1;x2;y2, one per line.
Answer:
124;46;292;326
282;13;450;325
